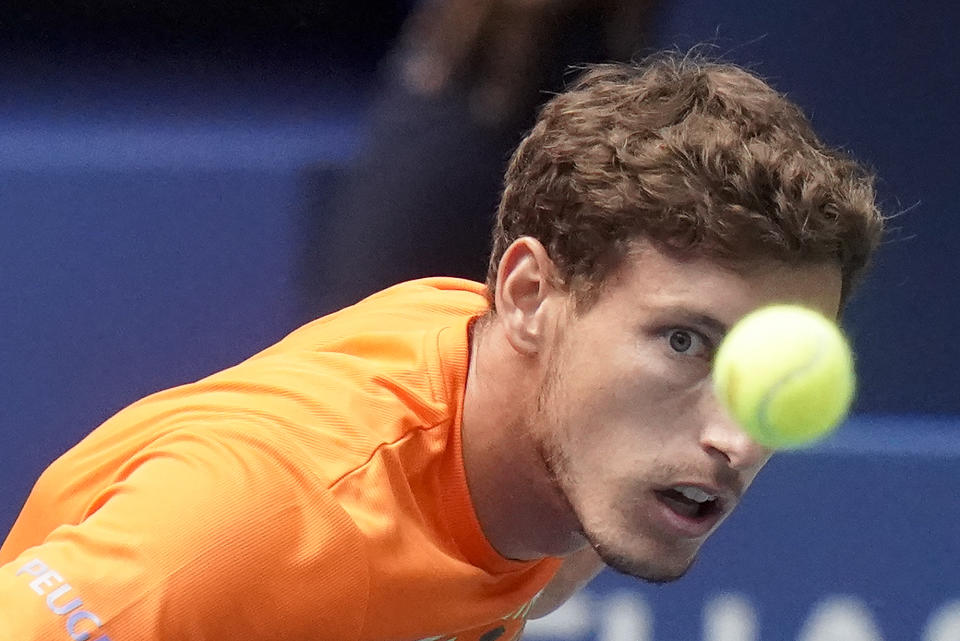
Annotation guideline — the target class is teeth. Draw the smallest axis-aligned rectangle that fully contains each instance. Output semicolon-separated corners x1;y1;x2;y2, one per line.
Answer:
674;486;716;503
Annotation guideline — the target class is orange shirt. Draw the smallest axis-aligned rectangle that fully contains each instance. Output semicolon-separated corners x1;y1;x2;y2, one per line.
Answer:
0;278;561;641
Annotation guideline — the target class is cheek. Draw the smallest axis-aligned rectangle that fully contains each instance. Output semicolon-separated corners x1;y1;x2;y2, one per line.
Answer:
642;343;713;391
548;374;690;464
545;334;709;452
571;344;702;409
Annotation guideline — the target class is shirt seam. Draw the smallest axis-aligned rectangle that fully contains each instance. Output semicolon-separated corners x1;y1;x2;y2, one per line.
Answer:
328;323;457;491
326;415;452;491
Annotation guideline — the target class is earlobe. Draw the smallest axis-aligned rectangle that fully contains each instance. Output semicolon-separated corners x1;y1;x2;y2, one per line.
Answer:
495;237;561;355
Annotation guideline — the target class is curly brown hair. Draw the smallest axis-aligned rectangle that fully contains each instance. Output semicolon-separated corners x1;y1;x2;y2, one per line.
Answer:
486;53;884;310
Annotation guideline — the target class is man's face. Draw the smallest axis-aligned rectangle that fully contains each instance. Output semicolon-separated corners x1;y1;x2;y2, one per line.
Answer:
533;245;842;582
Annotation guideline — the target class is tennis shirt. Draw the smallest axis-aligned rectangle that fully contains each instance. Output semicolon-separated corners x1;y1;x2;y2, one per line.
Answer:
0;278;562;641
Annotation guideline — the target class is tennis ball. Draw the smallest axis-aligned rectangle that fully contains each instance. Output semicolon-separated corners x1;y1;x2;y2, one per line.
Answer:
712;304;856;450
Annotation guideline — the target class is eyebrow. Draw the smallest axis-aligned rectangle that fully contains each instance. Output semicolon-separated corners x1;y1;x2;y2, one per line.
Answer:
658;307;729;338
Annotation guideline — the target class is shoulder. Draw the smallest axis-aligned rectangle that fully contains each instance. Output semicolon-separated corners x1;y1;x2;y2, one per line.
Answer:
2;424;371;641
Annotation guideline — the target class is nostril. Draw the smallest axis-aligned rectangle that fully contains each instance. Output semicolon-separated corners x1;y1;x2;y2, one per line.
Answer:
704;443;733;465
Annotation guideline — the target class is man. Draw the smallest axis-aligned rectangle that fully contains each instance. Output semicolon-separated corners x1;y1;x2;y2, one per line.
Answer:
0;53;883;640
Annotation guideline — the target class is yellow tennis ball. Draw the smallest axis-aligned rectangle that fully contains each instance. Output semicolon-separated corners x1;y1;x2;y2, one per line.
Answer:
712;304;856;450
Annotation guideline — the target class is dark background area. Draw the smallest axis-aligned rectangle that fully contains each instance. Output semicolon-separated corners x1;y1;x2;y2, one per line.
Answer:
3;2;951;408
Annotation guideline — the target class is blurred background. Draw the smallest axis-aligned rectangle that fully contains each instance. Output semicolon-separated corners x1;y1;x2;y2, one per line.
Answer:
1;1;958;639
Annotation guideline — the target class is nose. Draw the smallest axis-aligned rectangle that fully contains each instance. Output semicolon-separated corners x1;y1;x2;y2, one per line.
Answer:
700;404;771;472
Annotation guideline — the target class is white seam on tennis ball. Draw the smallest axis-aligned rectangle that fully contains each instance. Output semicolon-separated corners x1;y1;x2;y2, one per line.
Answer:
753;336;828;446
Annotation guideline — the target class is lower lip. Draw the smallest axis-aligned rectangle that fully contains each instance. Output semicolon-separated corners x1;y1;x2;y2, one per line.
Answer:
651;491;723;539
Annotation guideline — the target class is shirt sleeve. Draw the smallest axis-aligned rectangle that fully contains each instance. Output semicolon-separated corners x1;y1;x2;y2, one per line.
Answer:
0;424;370;640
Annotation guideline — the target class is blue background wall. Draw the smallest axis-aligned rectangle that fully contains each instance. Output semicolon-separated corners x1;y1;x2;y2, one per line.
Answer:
2;2;958;639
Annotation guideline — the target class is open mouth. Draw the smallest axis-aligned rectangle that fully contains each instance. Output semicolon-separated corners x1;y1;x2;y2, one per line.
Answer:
655;486;724;522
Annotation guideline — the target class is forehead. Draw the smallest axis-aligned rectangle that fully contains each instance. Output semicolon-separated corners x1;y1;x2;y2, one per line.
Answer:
590;244;843;325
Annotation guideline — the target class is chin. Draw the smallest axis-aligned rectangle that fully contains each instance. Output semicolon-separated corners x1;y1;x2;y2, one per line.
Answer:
587;532;698;584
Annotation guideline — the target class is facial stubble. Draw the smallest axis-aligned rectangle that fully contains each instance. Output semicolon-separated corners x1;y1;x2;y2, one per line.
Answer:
533;346;696;584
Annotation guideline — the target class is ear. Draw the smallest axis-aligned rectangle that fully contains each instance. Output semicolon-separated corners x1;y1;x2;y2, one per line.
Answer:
494;237;565;355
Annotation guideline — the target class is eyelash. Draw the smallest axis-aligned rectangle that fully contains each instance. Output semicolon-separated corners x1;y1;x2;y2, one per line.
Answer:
662;327;714;359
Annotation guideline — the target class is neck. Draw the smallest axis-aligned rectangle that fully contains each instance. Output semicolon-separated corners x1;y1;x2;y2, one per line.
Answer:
460;317;587;561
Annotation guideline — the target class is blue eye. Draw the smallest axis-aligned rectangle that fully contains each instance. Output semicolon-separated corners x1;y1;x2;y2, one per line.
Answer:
667;329;708;356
